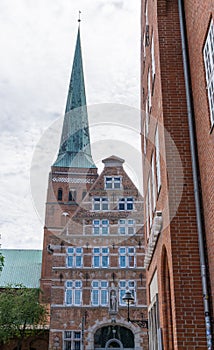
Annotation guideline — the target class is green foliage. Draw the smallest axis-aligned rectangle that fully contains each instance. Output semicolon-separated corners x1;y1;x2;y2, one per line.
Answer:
0;284;48;349
0;253;4;272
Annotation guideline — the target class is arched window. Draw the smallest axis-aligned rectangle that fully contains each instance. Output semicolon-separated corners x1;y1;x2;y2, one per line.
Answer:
58;188;63;201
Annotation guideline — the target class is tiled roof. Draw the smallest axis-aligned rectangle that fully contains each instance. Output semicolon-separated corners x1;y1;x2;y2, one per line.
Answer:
0;249;42;288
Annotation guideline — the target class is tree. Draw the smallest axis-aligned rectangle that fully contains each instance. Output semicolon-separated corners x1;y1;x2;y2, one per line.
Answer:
0;253;4;272
0;285;48;350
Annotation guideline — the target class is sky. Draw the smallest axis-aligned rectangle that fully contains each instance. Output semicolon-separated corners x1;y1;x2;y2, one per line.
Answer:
0;0;141;249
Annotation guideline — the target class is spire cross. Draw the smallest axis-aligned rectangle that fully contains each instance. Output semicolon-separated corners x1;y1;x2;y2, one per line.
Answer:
78;11;81;23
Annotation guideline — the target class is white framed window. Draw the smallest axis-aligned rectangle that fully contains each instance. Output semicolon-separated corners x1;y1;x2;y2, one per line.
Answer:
118;219;135;235
93;220;109;235
119;247;135;268
67;247;82;268
151;153;157;211
119;280;135;305
65;280;82;306
93;248;109;268
148;68;151;111
64;331;82;350
151;33;155;82
203;19;214;126
105;176;122;189
155;126;161;192
91;280;108;306
118;197;134;211
148;176;153;229
93;197;109;211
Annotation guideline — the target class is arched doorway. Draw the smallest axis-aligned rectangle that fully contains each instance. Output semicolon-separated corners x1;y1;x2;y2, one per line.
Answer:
105;339;123;349
94;325;134;350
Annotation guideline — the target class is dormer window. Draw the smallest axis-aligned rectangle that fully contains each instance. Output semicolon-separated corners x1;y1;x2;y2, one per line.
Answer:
105;177;122;189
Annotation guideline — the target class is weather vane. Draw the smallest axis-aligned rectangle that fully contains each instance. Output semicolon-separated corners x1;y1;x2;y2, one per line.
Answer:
78;10;81;23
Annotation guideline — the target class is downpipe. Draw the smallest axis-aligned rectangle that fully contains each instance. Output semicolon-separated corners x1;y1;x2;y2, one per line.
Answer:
177;0;213;349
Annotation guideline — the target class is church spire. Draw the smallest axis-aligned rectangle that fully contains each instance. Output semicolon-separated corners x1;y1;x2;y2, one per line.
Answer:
53;27;96;168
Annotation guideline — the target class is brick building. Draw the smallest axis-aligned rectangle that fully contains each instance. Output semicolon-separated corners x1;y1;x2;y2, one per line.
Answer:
41;27;148;350
141;0;214;349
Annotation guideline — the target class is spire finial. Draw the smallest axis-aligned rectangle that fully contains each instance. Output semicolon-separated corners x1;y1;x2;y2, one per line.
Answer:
78;10;81;23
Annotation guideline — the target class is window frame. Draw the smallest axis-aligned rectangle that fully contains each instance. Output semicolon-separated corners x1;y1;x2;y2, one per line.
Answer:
203;19;214;127
118;219;135;235
92;247;109;268
91;280;109;306
67;247;83;268
105;176;122;189
119;247;136;268
93;197;109;211
64;330;82;350
65;280;82;306
118;197;134;211
93;219;109;235
119;280;135;306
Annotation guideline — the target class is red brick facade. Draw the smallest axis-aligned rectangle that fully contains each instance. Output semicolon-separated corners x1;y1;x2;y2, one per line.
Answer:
141;0;213;349
41;156;148;350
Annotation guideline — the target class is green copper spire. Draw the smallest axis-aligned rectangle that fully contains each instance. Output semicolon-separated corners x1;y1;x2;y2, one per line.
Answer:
53;27;96;168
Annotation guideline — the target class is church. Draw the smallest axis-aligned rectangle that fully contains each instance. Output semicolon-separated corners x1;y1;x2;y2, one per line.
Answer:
40;26;148;350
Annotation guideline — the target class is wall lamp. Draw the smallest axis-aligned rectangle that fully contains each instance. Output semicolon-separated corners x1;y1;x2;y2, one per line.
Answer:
122;290;148;329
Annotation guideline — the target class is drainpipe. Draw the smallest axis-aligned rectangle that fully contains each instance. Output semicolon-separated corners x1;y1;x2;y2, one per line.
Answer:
177;1;213;349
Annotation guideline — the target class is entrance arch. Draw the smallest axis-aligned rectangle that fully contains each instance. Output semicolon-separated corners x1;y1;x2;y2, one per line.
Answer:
105;338;123;349
94;325;134;350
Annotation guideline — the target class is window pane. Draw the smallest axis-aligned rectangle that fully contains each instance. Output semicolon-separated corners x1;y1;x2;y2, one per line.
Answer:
119;219;125;224
102;256;108;267
76;248;82;254
94;256;100;267
92;281;99;288
93;227;100;235
74;332;81;339
119;203;125;210
74;290;81;305
66;290;72;304
120;256;126;268
94;248;100;253
65;331;72;339
128;227;134;235
119;227;126;234
101;290;108;305
102;248;109;254
66;281;73;287
76;256;82;267
74;341;81;350
68;256;73;267
129;256;135;267
101;281;108;288
65;341;72;350
92;290;99;305
127;203;133;210
68;248;74;254
120;290;126;305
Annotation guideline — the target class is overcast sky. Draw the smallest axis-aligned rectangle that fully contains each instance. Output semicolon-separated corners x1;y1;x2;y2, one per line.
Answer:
0;0;141;249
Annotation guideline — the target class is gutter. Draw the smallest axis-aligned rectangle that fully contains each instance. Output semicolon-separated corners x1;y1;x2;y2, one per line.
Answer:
177;1;213;349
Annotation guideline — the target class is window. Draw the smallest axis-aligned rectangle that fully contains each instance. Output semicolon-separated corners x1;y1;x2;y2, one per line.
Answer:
203;19;214;126
151;33;155;82
91;280;108;306
93;197;109;211
151;153;157;211
119;280;135;305
93;248;109;268
147;68;151;111
118;219;135;235
65;280;82;306
67;247;83;268
58;188;63;201
119;247;135;268
93;220;109;235
105;177;122;189
155;126;161;192
118;197;134;211
68;189;76;201
64;331;82;350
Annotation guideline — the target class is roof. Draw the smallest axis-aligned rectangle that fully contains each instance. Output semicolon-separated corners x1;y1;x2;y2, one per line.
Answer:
53;27;96;169
0;249;42;288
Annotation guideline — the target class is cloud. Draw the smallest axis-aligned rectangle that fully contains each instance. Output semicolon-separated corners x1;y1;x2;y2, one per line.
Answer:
0;0;141;249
